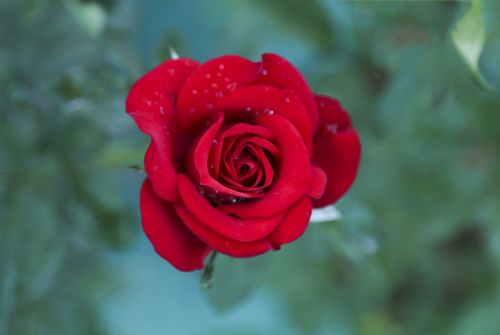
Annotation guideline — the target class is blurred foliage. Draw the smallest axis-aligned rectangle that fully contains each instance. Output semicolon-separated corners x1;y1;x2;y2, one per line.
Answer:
2;0;500;334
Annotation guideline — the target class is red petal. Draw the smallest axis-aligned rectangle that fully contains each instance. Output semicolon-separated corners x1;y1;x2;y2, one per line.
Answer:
140;180;210;271
126;58;198;202
126;58;199;121
189;113;259;199
269;197;312;247
308;166;327;199
176;55;261;132
175;206;272;258
131;112;179;202
218;115;311;218
215;85;313;154
258;53;319;132
312;96;361;208
177;175;286;242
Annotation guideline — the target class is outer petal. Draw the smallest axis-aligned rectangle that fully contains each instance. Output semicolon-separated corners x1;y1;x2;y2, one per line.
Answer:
312;96;361;208
126;58;199;202
140;180;210;272
258;53;319;132
218;115;311;218
215;86;313;154
176;206;272;258
308;166;327;199
176;55;261;131
269;197;313;247
177;175;286;242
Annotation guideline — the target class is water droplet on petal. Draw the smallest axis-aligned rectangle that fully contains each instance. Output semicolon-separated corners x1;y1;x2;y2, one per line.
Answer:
261;69;268;76
206;103;214;109
224;77;230;82
203;89;209;94
226;82;237;91
218;64;225;71
192;89;198;95
285;97;291;104
326;123;338;134
205;73;212;79
159;106;165;114
245;107;252;112
211;83;218;88
146;100;152;106
215;91;223;98
212;139;218;144
265;109;275;115
167;68;175;76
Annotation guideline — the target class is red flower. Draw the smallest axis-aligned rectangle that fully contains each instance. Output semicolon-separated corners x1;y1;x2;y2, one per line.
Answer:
126;54;361;271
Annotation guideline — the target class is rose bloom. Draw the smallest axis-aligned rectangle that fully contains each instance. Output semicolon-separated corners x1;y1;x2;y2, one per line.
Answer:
126;54;361;271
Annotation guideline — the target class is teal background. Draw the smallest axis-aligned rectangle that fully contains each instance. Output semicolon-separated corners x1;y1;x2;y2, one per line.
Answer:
1;0;500;334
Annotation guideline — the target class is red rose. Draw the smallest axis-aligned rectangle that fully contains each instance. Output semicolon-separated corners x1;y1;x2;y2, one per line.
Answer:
126;54;361;271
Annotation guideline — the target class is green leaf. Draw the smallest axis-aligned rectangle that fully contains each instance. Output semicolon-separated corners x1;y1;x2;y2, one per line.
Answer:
451;0;494;90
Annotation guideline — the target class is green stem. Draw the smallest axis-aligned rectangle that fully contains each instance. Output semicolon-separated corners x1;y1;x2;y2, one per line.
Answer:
200;251;218;291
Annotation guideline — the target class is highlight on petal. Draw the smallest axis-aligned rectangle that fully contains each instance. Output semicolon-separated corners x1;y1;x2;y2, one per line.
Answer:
269;197;313;247
176;55;261;131
177;175;285;242
218;115;311;218
259;53;319;132
312;96;361;208
140;180;210;272
175;206;272;258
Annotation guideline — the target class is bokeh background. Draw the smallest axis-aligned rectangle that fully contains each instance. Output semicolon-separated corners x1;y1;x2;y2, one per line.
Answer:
2;0;500;334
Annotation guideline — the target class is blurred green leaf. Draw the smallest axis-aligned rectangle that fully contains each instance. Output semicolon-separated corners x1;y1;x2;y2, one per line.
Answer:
452;0;493;90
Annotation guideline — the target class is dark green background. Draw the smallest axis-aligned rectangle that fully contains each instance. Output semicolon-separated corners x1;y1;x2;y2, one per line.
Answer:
1;0;500;334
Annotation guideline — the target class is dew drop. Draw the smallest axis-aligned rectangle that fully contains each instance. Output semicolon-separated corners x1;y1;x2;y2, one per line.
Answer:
205;73;212;79
203;89;209;94
218;64;225;71
146;100;152;106
206;103;214;109
167;68;175;76
326;123;338;134
224;77;230;82
226;82;237;91
261;69;268;76
192;89;198;95
215;91;223;98
285;97;291;104
211;83;218;88
212;139;219;144
216;72;222;77
153;165;158;172
245;107;252;112
265;109;275;115
159;106;165;115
